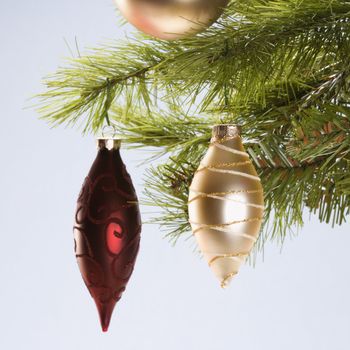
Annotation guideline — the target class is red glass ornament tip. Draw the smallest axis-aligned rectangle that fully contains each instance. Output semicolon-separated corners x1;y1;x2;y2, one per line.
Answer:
96;300;116;332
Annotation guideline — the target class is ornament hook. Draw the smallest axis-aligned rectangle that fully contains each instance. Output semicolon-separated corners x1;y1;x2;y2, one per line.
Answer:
98;125;120;149
101;124;118;140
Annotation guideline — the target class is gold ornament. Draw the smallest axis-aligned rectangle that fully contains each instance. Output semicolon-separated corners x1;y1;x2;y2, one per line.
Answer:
115;0;229;40
188;125;264;288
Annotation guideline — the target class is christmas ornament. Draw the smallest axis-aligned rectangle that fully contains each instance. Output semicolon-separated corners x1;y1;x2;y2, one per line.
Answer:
73;139;141;332
115;0;229;40
188;125;264;288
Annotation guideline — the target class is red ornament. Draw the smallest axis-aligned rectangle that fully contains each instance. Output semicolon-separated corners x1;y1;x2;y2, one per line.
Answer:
73;139;141;332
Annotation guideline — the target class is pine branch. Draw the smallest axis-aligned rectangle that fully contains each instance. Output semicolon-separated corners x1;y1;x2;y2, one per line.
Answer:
37;0;350;132
36;0;350;248
110;105;213;155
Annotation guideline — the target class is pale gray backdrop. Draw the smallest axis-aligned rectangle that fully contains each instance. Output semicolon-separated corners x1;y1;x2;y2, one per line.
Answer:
1;1;350;349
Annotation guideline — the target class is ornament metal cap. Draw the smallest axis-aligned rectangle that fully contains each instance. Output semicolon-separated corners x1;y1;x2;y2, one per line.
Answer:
97;139;121;150
211;124;241;141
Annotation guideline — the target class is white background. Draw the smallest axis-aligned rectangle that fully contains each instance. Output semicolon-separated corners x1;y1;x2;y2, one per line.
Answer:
1;1;350;349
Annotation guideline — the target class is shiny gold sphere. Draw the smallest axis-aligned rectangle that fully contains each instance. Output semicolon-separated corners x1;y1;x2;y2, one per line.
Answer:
115;0;229;40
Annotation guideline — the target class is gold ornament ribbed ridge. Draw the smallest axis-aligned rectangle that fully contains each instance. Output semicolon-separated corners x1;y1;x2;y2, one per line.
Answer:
188;125;264;288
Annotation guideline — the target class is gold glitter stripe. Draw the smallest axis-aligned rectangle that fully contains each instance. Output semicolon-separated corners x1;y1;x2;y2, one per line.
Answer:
188;192;265;209
190;217;262;228
211;143;249;157
208;252;249;266
189;189;263;199
195;160;252;174
204;168;261;181
221;272;238;288
205;160;251;168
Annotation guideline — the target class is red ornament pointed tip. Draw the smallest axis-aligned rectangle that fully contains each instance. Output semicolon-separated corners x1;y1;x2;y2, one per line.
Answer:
95;300;116;333
99;310;112;333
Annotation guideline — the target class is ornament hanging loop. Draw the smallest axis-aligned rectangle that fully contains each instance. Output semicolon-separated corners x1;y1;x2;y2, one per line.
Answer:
220;48;235;125
101;124;118;139
98;125;120;150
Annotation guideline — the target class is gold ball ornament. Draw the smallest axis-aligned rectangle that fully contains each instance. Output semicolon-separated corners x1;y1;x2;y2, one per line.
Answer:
115;0;229;40
188;125;264;288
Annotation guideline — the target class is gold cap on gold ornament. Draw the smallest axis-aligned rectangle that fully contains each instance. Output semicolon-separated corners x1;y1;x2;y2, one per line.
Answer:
97;139;121;150
211;124;241;142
